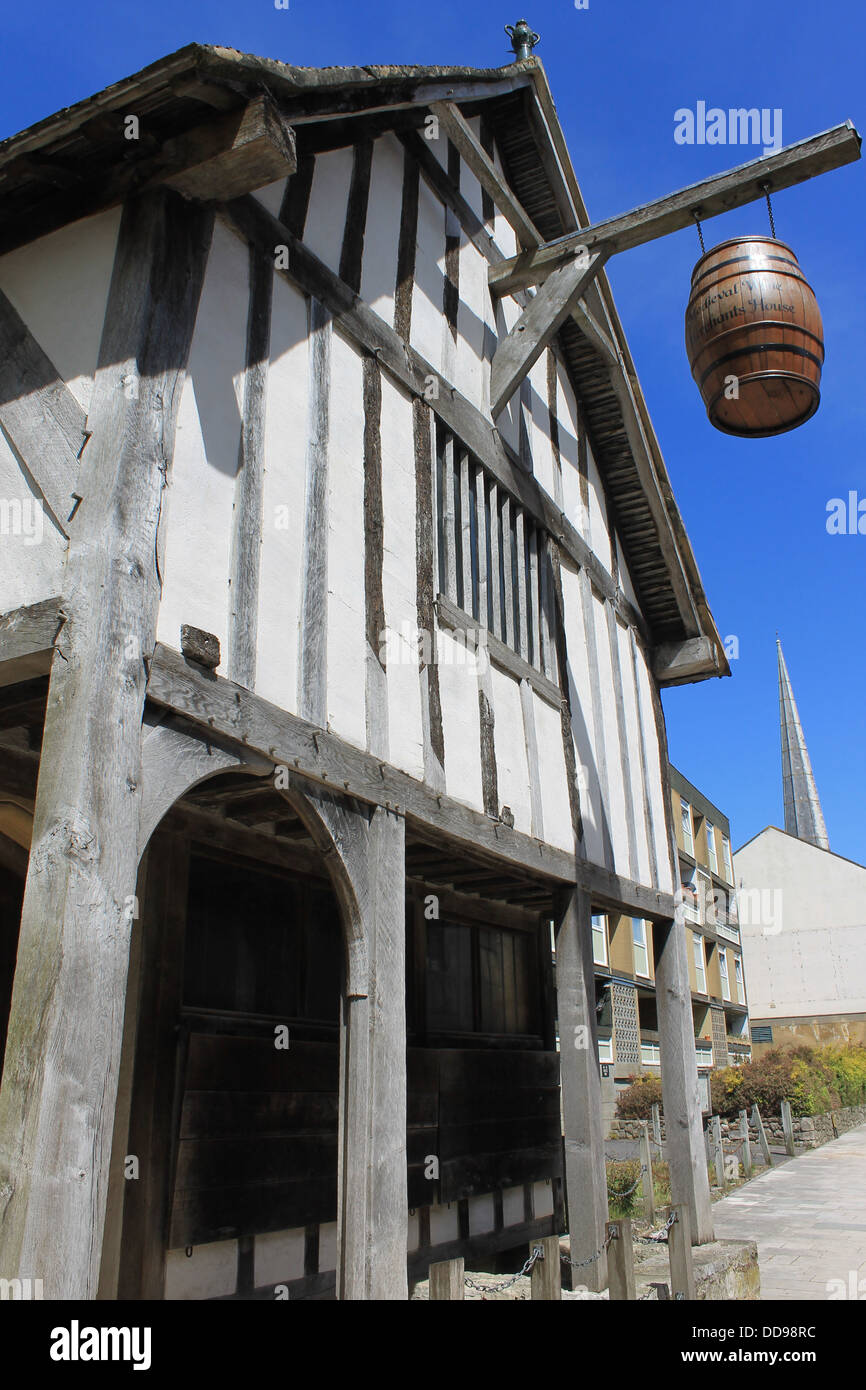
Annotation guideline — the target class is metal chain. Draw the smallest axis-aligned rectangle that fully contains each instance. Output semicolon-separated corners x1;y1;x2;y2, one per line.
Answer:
762;183;777;237
605;1163;648;1199
635;1210;678;1245
464;1244;543;1294
561;1225;615;1270
693;210;705;254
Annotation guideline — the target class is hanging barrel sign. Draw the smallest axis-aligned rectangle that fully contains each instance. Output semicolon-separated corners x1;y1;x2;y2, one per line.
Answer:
685;236;824;437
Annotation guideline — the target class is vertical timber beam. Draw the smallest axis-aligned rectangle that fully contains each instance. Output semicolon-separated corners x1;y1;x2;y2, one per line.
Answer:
0;190;213;1298
555;886;608;1293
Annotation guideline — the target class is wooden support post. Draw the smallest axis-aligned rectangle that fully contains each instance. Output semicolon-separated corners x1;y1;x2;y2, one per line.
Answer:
0;191;213;1300
606;1220;636;1301
430;1257;464;1300
653;916;714;1244
711;1114;727;1189
651;1102;662;1148
639;1120;656;1223
667;1204;696;1300
739;1109;753;1179
530;1236;562;1301
752;1103;772;1166
781;1100;796;1157
555;886;609;1293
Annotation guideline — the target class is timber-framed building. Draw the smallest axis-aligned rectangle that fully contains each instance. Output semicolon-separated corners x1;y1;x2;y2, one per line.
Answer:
0;44;727;1299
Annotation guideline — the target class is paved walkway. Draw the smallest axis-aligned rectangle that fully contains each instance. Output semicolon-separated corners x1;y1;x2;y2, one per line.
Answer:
712;1123;866;1300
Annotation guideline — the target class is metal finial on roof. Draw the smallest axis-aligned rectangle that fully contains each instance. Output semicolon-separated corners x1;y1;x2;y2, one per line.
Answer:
505;19;540;60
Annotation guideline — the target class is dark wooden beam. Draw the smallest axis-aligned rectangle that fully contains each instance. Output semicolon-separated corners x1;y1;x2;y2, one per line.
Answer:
430;100;540;248
0;597;61;688
147;640;677;922
158;96;297;200
490;120;861;295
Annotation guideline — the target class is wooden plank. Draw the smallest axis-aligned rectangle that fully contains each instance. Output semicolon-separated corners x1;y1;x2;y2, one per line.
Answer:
339;138;374;294
278;151;315;236
488;482;502;639
474;464;498;819
399;129;502;268
394;146;419;343
439;433;458;603
0;288;86;534
430;1257;464;1299
297;297;331;726
474;465;489;630
430;101;541;249
160;95;297;200
147;641;678;919
520;678;544;841
414;400;445;791
489;251;606;417
500;493;515;650
0;191;213;1300
527;527;540;670
607;1219;636;1300
363;354;388;760
515;509;529;660
606;604;640;879
654;636;718;686
218;197;647;642
228;243;272;689
667;1204;696;1299
555;887;608;1293
0;596;61;687
458;449;473;616
530;1234;562;1300
490;120;862;295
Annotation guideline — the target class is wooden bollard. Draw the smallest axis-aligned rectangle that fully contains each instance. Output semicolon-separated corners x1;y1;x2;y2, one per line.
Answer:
651;1101;662;1149
430;1257;464;1300
781;1099;796;1156
739;1108;753;1177
605;1219;636;1300
752;1103;772;1165
711;1114;726;1189
667;1204;695;1301
638;1120;655;1223
530;1235;562;1300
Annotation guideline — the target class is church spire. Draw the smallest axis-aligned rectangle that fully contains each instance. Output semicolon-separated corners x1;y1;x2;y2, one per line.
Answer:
777;639;829;849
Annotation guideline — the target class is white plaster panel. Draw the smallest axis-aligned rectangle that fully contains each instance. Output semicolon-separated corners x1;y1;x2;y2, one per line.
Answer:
326;333;366;750
318;1221;338;1272
456;237;488;415
555;362;587;540
490;663;532;835
304;147;354;276
533;1180;554;1218
412;175;446;374
527;353;554;494
361;134;404;327
617;536;640;611
437;628;483;812
429;1203;460;1244
502;1185;525;1227
560;562;604;864
255;274;309;713
468;1192;496;1236
593;593;629;876
534;690;574;853
164;1240;237;1300
618;619;652;886
407;1211;420;1252
494;296;523;453
253;177;288;218
157;220;246;661
634;643;674;893
0;207;120;413
587;440;613;573
459;117;486;222
255;1227;306;1286
380;373;424;779
0;427;67;608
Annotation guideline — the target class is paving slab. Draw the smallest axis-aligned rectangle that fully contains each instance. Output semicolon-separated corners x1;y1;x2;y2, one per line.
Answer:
711;1123;866;1301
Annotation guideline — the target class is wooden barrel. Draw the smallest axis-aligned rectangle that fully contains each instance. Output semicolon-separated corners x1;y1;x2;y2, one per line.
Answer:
685;236;823;437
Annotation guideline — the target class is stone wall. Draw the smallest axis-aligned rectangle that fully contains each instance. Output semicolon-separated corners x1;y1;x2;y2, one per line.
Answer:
720;1102;866;1151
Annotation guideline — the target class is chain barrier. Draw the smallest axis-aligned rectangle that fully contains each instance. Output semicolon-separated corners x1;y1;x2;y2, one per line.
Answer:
605;1162;648;1200
561;1224;615;1270
464;1244;544;1294
635;1210;678;1245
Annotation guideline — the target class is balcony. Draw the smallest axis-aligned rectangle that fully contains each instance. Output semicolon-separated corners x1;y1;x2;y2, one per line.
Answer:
716;919;740;945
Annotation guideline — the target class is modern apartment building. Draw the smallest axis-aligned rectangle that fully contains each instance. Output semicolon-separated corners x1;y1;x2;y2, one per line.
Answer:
589;765;750;1130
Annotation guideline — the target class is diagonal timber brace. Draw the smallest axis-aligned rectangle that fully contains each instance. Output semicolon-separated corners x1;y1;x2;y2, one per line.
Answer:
489;250;607;417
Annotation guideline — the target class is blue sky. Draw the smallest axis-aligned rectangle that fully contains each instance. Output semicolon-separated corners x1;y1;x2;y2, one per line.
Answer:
2;0;863;860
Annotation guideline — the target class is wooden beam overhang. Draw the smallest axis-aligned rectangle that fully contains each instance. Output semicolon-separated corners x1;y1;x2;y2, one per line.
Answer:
0;599;61;688
145;640;676;922
489;120;861;296
653;637;720;687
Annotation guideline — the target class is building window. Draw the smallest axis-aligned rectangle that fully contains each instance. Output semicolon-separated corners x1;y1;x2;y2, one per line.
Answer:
591;913;608;967
640;1040;661;1066
435;425;553;675
631;918;650;978
718;947;730;1001
598;1036;613;1064
692;931;707;994
706;820;718;873
681;798;693;853
721;834;733;882
734;955;746;1004
426;918;540;1037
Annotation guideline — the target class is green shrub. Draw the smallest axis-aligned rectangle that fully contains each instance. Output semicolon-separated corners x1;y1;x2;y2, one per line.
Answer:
614;1073;664;1119
607;1160;641;1218
710;1044;866;1119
